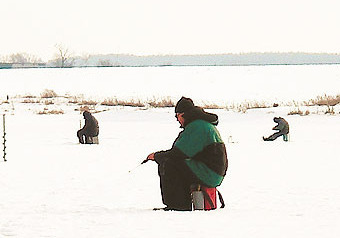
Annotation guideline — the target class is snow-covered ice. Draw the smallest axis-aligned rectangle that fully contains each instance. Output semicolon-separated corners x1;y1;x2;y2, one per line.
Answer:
0;65;339;237
1;64;340;104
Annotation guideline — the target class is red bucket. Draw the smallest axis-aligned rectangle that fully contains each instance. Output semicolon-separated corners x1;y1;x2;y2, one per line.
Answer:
202;186;217;210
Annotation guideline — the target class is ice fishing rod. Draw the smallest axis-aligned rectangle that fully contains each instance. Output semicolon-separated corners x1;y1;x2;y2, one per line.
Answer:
128;158;149;173
3;114;7;162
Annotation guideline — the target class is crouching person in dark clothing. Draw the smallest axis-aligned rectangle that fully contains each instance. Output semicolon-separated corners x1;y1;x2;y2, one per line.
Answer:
263;117;289;141
146;97;228;211
77;111;99;144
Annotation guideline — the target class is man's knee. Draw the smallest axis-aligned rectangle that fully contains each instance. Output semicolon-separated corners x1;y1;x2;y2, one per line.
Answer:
77;129;83;137
159;158;185;175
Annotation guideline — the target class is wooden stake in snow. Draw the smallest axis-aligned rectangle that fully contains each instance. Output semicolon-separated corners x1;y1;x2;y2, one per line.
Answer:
3;114;7;162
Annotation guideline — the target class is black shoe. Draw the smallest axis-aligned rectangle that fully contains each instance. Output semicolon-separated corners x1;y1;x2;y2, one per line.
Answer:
153;206;191;211
153;207;171;211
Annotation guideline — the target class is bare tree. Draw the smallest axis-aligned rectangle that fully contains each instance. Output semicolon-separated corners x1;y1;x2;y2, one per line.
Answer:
54;44;74;67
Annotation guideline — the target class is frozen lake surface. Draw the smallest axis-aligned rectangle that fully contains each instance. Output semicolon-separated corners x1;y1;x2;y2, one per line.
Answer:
0;65;339;237
1;64;340;104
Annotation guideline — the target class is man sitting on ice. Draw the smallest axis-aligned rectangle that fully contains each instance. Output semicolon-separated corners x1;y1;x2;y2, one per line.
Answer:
146;97;228;211
263;117;289;141
77;111;99;144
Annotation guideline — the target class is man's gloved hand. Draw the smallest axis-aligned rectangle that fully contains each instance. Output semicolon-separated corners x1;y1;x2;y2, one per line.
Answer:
145;153;155;162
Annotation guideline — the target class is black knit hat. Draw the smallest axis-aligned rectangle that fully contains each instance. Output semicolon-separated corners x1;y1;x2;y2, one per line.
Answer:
175;97;195;113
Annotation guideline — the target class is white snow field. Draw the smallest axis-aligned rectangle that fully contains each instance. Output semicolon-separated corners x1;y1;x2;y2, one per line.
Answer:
0;65;340;237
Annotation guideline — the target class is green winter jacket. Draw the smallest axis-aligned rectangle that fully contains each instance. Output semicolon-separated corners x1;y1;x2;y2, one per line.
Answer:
273;117;289;134
155;115;228;188
175;119;227;187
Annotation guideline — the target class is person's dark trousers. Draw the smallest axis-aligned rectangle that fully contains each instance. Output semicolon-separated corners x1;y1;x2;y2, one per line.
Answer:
77;130;84;144
77;129;86;144
77;129;98;144
77;129;91;144
158;158;199;211
265;132;284;141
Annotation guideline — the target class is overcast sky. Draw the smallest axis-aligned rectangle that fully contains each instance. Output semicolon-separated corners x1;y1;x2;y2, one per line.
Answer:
1;0;340;60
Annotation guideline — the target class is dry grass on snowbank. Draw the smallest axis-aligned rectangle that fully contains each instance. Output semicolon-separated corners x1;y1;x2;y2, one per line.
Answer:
1;89;339;115
303;94;340;107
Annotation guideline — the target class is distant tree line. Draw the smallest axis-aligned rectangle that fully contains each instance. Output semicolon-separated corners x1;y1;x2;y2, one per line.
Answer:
1;53;43;65
0;44;74;68
1;47;340;69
